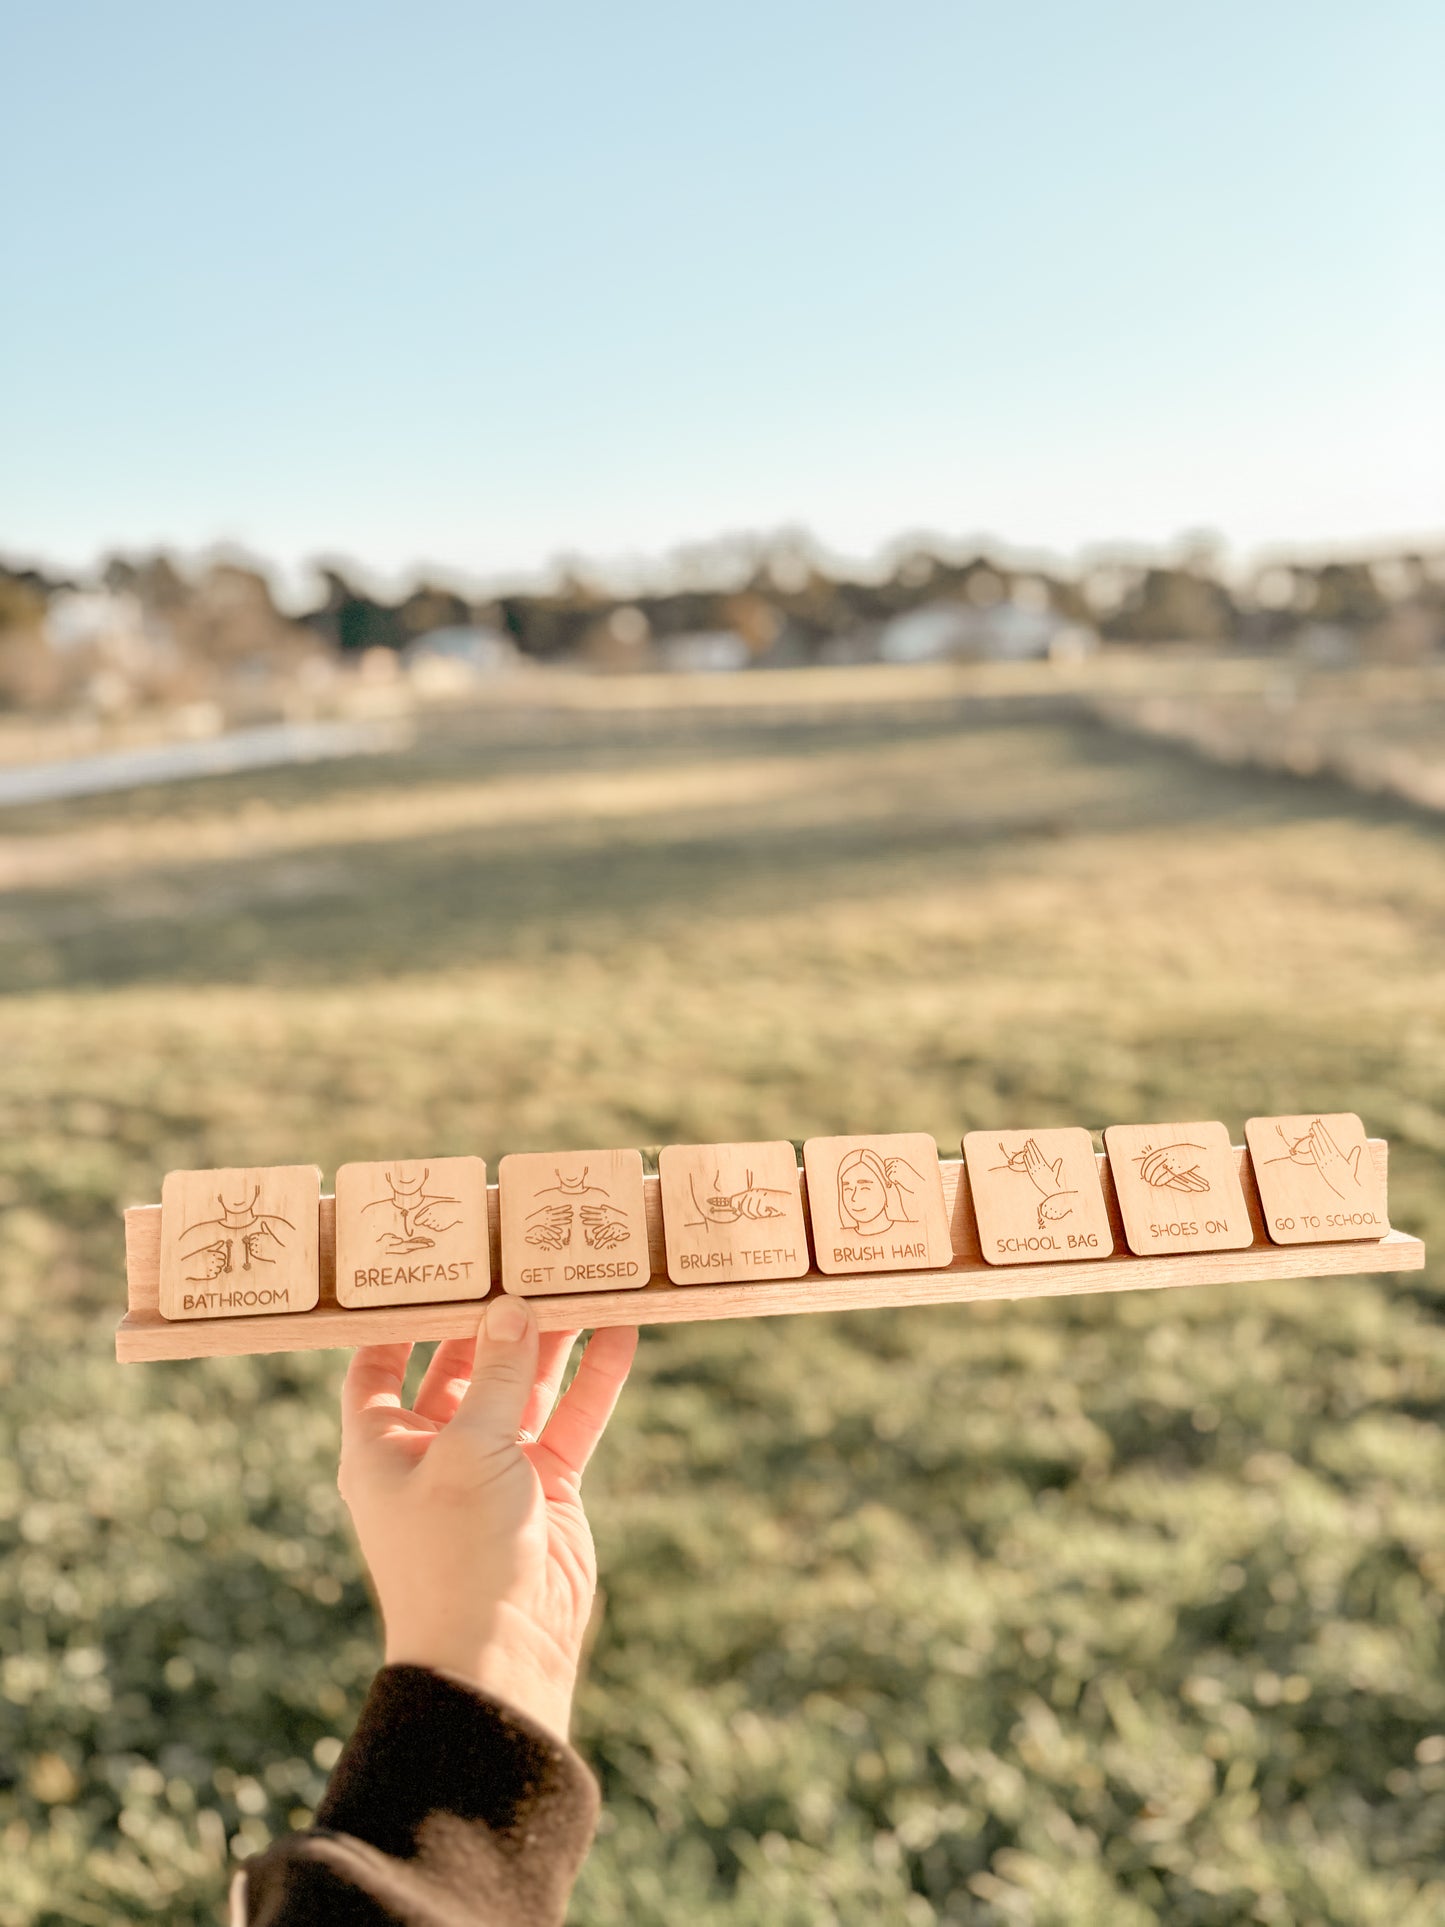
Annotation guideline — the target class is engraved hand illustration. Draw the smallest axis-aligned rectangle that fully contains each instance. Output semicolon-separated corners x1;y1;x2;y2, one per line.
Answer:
240;1223;282;1270
525;1203;573;1251
1307;1119;1363;1198
411;1201;463;1237
701;1170;788;1224
996;1138;1065;1197
1037;1191;1078;1230
1138;1144;1210;1193
1274;1118;1363;1199
184;1237;232;1282
365;1172;461;1255
880;1156;923;1197
580;1205;628;1251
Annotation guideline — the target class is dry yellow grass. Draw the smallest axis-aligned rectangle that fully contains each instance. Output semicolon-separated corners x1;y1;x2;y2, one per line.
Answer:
0;686;1442;1924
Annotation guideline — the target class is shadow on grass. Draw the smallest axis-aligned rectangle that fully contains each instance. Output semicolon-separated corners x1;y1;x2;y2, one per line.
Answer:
2;706;1440;994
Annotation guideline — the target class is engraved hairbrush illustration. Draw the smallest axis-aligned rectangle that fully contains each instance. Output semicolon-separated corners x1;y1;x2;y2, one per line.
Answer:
179;1182;294;1282
361;1166;462;1255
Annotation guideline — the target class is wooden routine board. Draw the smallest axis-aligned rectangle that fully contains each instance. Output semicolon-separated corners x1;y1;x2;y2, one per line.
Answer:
117;1117;1424;1361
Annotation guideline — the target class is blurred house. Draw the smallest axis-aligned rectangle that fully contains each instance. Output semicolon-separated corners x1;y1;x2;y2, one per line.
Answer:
401;625;522;693
878;597;1097;664
654;629;751;673
43;588;176;712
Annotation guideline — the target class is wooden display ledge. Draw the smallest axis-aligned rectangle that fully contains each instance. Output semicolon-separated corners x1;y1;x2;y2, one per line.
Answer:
117;1143;1423;1362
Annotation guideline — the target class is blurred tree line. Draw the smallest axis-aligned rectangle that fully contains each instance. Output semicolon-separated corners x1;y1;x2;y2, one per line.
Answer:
1;530;1443;713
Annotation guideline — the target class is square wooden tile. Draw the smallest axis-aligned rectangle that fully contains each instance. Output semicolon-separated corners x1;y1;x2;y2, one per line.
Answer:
499;1148;652;1294
802;1133;951;1273
962;1126;1113;1265
1103;1121;1252;1257
160;1165;320;1320
335;1157;490;1308
1245;1113;1388;1244
657;1141;810;1285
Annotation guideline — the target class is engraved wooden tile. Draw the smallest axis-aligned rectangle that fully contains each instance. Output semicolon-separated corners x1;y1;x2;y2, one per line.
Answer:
657;1141;810;1285
159;1165;320;1320
499;1148;652;1294
1103;1121;1253;1257
962;1127;1114;1265
1245;1113;1389;1244
802;1133;951;1273
335;1157;490;1308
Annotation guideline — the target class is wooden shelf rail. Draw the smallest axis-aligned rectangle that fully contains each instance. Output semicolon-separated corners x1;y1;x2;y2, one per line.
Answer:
116;1143;1423;1362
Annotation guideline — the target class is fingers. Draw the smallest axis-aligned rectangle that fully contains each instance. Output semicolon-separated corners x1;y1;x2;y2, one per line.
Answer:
518;1328;582;1442
342;1342;414;1438
449;1296;540;1451
539;1325;639;1481
411;1334;478;1427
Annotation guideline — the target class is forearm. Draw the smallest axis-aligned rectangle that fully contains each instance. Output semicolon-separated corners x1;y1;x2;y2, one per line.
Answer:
236;1666;599;1927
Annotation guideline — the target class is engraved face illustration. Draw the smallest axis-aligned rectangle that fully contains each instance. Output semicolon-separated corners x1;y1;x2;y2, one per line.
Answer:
215;1182;262;1228
839;1153;888;1232
835;1149;920;1235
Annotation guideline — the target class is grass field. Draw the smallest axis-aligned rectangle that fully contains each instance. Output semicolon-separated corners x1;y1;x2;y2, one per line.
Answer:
1;682;1443;1924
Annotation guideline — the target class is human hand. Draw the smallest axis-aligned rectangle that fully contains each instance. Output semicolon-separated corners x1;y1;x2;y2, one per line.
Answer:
338;1296;638;1742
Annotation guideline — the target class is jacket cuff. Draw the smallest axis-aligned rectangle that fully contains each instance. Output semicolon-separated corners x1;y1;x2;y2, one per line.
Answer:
240;1665;599;1927
316;1663;599;1855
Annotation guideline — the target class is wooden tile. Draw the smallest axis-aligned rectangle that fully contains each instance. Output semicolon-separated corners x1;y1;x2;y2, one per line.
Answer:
1245;1113;1389;1244
657;1141;809;1284
1103;1121;1252;1256
962;1127;1114;1265
802;1133;951;1273
159;1165;320;1320
499;1148;652;1294
335;1157;490;1308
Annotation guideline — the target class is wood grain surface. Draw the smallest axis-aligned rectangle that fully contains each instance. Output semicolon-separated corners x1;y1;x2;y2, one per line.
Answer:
118;1143;1418;1362
962;1126;1114;1266
1244;1113;1390;1245
499;1147;650;1295
334;1155;490;1308
802;1133;952;1273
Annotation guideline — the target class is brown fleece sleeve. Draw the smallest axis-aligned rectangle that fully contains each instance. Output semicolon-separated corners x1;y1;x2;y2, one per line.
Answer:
237;1665;599;1926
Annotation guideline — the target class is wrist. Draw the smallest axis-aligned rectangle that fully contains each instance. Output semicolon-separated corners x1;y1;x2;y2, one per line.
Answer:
384;1614;577;1743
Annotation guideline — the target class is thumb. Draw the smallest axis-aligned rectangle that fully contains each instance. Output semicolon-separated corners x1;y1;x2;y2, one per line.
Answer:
450;1295;539;1449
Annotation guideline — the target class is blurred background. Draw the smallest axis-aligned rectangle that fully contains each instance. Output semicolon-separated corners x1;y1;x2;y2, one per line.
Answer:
3;3;1445;1922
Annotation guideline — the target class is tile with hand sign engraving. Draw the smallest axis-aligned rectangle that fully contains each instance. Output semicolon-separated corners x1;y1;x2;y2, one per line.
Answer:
803;1133;951;1273
1103;1121;1251;1257
335;1156;490;1307
658;1141;809;1285
160;1164;320;1320
1245;1113;1387;1244
962;1126;1113;1265
500;1148;651;1294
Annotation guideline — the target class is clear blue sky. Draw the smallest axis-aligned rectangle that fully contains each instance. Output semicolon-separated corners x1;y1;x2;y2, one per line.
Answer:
5;1;1443;589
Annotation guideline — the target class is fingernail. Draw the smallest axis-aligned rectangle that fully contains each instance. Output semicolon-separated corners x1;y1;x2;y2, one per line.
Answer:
486;1295;531;1344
